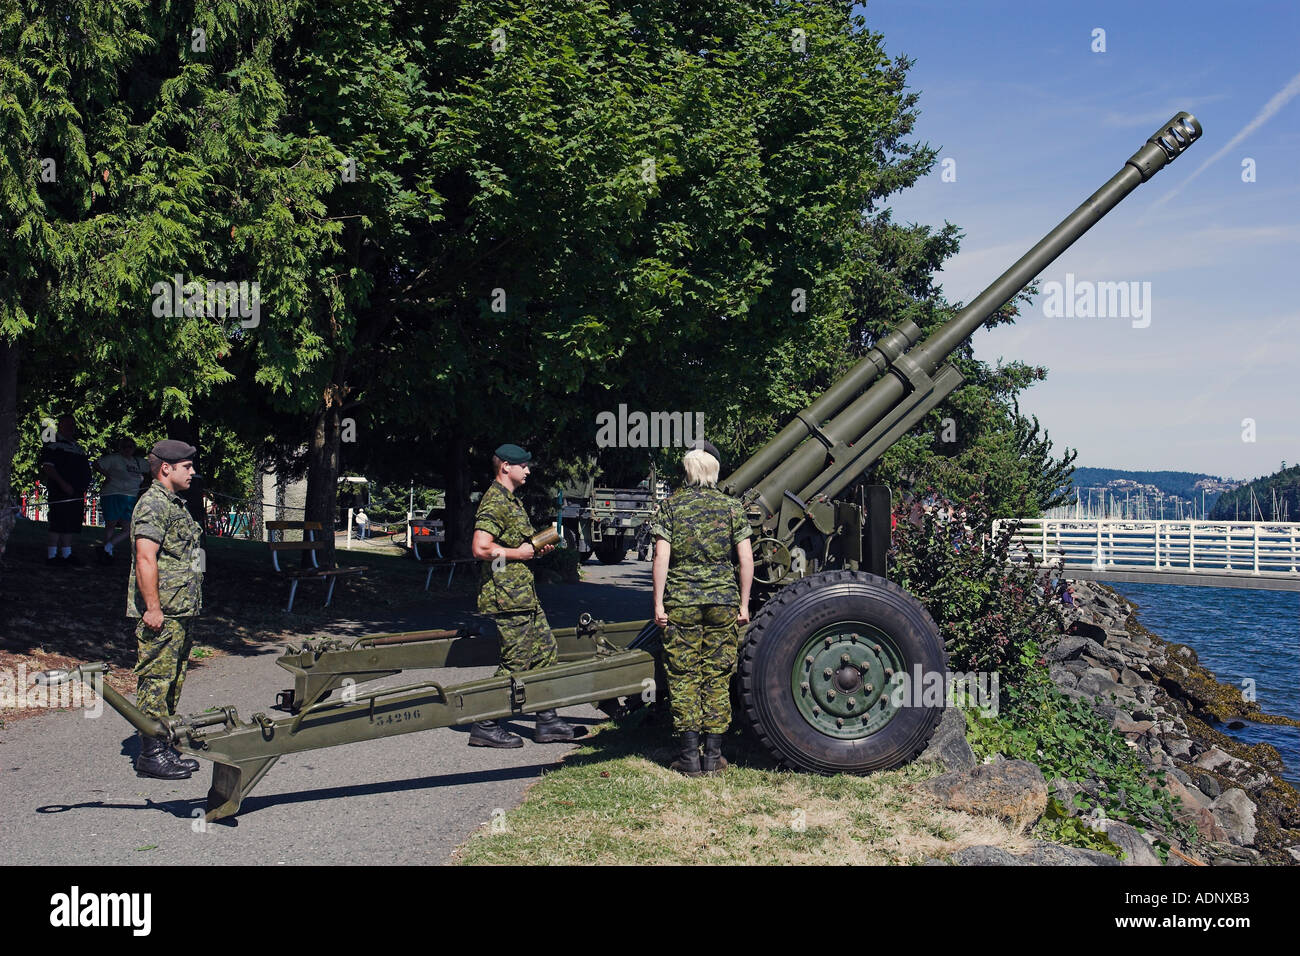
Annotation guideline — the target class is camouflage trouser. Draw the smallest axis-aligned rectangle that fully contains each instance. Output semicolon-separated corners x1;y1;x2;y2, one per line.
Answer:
134;617;195;722
492;608;557;677
663;605;739;734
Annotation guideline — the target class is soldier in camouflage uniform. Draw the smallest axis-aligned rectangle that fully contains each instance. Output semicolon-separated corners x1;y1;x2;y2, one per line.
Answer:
127;439;204;780
467;443;579;748
651;441;754;775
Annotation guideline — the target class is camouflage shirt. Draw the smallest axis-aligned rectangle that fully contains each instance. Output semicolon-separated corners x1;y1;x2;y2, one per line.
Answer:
127;482;203;618
474;480;539;614
651;485;751;608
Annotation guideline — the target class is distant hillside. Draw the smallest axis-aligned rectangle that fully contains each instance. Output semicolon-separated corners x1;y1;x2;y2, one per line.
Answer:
1069;468;1222;500
1210;464;1300;521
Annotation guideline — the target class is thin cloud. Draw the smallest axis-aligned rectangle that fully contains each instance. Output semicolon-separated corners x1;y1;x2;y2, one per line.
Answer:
1141;69;1300;220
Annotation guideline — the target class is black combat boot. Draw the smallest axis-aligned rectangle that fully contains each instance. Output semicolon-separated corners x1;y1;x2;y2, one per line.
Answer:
669;731;702;777
468;720;524;748
167;746;200;772
533;709;578;743
135;734;192;779
701;733;728;774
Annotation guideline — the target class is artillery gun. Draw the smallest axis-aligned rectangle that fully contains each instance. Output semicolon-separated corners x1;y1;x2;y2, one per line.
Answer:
46;113;1201;821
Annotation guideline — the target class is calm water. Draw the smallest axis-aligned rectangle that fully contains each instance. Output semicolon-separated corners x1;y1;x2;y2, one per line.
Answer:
1111;583;1299;786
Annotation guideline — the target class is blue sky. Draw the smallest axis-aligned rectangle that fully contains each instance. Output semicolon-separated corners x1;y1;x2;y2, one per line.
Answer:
860;0;1299;480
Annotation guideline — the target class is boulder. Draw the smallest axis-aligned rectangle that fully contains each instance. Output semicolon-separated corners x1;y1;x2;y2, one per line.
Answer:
1210;789;1257;846
922;759;1048;828
1045;636;1096;663
1048;664;1078;689
1076;669;1136;700
1205;843;1262;866
1112;717;1155;735
1098;820;1162;866
916;707;977;773
949;845;1022;866
1119;668;1146;688
1017;841;1122;866
1194;773;1222;799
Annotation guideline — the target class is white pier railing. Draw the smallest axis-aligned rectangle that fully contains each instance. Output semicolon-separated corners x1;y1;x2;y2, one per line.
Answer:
993;518;1300;585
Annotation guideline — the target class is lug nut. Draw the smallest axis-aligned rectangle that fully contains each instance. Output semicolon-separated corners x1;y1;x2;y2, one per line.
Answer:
824;637;833;648
812;706;821;716
865;684;873;693
801;682;810;692
823;668;833;679
836;718;845;728
847;697;856;709
840;653;851;665
872;644;881;653
827;690;836;701
884;667;893;677
805;655;815;666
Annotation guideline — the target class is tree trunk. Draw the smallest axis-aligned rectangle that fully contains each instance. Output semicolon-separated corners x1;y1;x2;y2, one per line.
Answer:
250;456;265;542
304;386;344;566
443;427;474;559
0;340;21;571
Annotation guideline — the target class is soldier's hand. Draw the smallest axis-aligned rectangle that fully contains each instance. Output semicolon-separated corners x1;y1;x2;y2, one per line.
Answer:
654;604;668;628
537;543;554;557
519;541;536;560
143;607;165;631
737;605;750;626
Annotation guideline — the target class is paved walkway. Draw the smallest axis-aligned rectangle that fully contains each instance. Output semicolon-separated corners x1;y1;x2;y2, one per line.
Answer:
0;558;653;865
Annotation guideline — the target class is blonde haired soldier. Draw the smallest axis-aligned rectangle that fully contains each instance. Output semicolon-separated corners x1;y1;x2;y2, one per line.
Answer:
650;441;754;775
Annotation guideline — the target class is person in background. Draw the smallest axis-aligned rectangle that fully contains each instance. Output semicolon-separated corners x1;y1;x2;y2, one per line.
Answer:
95;436;147;564
40;415;92;567
355;508;369;539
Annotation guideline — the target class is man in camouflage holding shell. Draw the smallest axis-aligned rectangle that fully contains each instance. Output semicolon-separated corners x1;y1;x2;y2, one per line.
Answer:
651;440;754;775
127;439;204;779
467;443;579;748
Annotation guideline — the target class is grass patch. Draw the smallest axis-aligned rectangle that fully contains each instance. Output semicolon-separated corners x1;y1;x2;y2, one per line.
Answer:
456;711;1038;866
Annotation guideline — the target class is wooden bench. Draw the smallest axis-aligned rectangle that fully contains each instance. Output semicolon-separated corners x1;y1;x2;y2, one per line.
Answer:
410;518;476;590
266;521;365;611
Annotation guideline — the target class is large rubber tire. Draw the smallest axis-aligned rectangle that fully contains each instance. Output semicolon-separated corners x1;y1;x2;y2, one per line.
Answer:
740;570;947;775
595;542;628;565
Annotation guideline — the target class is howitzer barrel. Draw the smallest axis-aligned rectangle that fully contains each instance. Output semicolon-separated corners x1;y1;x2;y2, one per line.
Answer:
728;112;1202;517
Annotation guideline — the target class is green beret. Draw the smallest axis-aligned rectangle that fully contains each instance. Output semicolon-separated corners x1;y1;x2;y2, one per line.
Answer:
494;443;532;465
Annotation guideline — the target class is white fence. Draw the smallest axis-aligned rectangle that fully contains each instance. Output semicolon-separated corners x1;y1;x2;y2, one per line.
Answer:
993;518;1300;579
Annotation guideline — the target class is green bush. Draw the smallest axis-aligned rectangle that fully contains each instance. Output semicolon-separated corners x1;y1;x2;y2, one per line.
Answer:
964;666;1198;860
889;492;1059;695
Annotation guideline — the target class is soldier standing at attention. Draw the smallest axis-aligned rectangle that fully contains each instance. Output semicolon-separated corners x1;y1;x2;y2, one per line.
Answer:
651;441;754;776
127;439;204;779
468;443;578;748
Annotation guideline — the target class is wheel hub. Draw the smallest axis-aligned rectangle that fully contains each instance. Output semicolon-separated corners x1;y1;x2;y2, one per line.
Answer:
791;623;902;739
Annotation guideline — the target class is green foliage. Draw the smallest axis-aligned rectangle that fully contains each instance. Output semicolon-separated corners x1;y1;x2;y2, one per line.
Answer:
964;666;1198;860
889;492;1059;691
1032;797;1124;859
1071;468;1221;501
1210;463;1300;521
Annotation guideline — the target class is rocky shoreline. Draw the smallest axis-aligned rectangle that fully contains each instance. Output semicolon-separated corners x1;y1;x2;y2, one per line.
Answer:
917;578;1300;865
